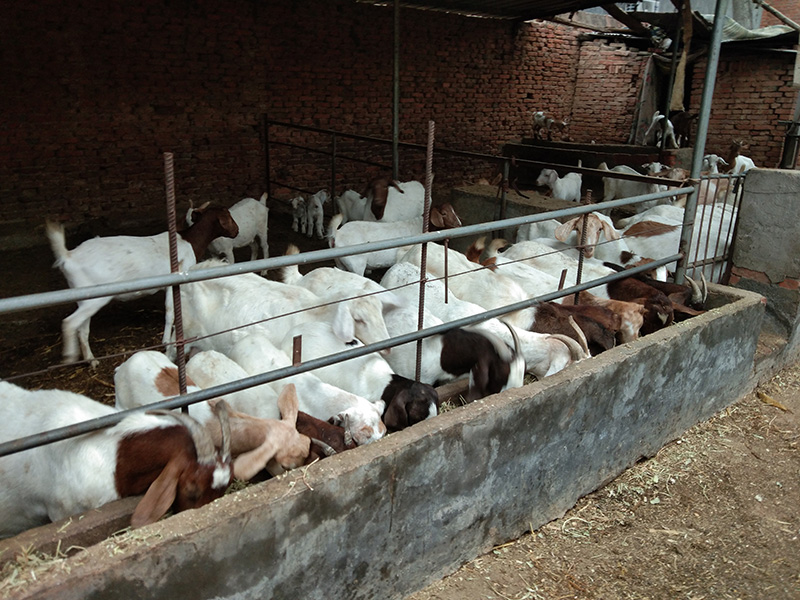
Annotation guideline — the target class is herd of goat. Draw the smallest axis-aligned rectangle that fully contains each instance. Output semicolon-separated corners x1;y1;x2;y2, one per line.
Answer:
0;152;752;539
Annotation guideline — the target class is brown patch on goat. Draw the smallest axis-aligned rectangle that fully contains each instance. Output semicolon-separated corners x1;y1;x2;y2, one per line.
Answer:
624;221;679;238
155;366;198;397
381;376;439;433
532;302;618;355
295;411;356;464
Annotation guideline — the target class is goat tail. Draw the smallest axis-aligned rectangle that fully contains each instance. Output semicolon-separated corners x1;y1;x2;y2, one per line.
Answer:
45;220;69;267
280;244;302;284
258;192;268;206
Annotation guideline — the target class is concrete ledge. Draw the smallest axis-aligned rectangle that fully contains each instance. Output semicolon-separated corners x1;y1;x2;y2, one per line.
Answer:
6;284;765;600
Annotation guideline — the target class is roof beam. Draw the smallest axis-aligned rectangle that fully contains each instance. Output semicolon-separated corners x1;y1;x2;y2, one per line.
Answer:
601;3;651;36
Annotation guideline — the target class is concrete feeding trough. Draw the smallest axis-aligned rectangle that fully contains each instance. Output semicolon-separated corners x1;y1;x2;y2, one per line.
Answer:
0;283;764;600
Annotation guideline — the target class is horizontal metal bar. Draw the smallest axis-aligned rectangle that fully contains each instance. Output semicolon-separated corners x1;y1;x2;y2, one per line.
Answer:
0;254;678;459
0;186;691;316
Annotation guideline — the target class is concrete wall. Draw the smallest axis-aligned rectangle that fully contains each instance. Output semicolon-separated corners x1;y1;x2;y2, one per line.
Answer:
6;284;764;600
731;168;800;356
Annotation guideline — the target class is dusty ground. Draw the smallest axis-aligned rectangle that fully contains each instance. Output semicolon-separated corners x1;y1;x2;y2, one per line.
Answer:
2;210;799;599
408;362;800;600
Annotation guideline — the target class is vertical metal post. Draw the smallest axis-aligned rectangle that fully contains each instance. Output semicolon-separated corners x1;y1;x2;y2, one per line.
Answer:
164;152;188;406
392;0;400;180
330;133;338;201
496;159;510;238
292;335;302;366
263;114;272;200
675;0;730;284
415;120;435;383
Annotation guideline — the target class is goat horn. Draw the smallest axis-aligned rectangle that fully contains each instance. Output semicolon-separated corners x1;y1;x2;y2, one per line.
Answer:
502;321;523;359
686;276;703;306
148;408;220;466
700;273;708;304
567;315;590;357
310;438;338;457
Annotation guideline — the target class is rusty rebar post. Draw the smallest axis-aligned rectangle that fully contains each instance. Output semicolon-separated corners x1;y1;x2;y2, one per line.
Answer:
292;335;302;366
164;152;188;405
573;189;592;305
415;120;435;383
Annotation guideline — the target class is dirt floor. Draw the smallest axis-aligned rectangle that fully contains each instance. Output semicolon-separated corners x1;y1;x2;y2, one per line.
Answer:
408;362;800;600
2;210;799;599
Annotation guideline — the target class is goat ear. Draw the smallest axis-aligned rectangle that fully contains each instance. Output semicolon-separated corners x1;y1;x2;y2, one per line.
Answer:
331;303;355;342
554;217;579;241
382;390;410;433
430;207;445;228
130;459;183;528
601;220;620;241
232;438;282;481
277;383;299;424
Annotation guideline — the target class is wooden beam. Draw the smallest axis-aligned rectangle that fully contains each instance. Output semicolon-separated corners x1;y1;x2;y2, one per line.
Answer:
601;3;651;37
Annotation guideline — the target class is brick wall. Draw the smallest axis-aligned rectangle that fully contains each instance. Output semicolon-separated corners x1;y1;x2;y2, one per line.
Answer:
570;40;652;143
760;0;800;27
690;49;799;168
1;0;797;241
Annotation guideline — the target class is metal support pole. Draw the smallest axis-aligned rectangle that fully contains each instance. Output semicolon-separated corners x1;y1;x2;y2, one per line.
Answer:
263;114;272;200
392;0;400;180
779;92;800;169
415;120;435;383
675;0;730;284
331;133;338;199
164;152;188;406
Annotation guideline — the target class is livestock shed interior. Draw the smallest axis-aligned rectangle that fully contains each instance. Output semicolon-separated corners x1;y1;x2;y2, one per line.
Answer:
3;0;800;597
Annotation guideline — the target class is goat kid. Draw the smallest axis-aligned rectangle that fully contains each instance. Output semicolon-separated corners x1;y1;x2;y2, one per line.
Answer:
46;204;238;367
0;380;233;538
535;165;582;202
305;189;330;239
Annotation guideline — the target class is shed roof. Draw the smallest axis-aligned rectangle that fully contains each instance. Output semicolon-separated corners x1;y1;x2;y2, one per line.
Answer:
356;0;613;21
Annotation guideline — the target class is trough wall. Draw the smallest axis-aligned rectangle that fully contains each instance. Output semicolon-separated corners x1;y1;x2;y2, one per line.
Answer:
4;284;765;600
2;1;797;249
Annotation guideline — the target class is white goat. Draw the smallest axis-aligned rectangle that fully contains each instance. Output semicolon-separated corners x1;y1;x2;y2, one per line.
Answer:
336;189;370;224
291;196;307;233
180;260;394;356
535;166;582;202
227;332;386;446
305;189;330;239
186;193;268;267
380;261;586;379
281;321;439;431
327;204;462;277
643;111;678;148
45;205;238;367
281;245;406;319
0;380;232;539
363;178;426;222
598;162;668;211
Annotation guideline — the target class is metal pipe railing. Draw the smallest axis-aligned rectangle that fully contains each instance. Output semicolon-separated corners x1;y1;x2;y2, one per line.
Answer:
0;187;690;317
0;254;678;459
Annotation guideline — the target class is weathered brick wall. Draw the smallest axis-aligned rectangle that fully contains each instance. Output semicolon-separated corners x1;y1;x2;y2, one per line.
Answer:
760;0;800;27
1;0;797;243
569;40;652;144
690;49;799;168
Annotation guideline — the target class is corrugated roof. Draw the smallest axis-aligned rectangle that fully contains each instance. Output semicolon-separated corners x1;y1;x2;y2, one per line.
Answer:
356;0;614;21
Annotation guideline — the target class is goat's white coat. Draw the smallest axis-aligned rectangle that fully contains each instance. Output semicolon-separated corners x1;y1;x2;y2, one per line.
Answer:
187;194;268;266
305;190;330;239
364;180;425;222
180;260;393;356
535;168;582;202
0;381;209;538
227;333;386;445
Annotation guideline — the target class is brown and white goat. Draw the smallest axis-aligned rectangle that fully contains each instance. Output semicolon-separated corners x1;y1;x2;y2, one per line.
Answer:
46;204;239;367
115;350;311;480
0;380;233;539
296;411;357;464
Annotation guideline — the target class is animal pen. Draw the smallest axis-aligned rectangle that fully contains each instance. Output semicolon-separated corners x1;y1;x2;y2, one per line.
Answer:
0;118;759;598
